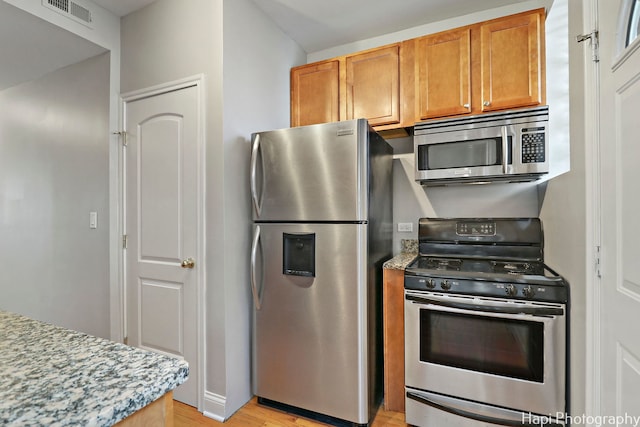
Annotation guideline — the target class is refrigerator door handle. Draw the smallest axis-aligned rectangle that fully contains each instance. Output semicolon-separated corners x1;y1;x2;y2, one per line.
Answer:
250;133;262;217
250;225;262;310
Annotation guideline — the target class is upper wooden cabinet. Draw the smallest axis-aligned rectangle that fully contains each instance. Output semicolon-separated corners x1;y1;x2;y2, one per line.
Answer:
345;45;401;127
290;60;340;127
480;10;545;111
414;8;545;120
290;8;546;132
291;43;409;133
415;28;471;120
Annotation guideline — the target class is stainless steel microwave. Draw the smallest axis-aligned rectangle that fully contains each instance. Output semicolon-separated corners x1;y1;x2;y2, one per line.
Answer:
414;106;549;186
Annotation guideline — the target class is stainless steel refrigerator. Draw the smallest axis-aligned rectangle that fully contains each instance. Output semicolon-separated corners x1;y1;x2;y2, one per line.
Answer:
250;119;393;426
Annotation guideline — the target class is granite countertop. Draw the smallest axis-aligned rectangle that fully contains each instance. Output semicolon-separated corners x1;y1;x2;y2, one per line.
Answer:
383;239;418;270
0;310;189;426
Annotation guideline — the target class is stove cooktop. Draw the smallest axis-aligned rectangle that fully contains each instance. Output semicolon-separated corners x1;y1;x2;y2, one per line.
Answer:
404;218;569;303
404;256;568;303
411;257;545;275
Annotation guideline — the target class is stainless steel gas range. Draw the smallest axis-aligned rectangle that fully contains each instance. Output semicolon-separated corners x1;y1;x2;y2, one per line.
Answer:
404;218;569;427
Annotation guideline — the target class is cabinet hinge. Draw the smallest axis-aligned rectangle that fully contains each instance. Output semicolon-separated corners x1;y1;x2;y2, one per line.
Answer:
112;130;128;146
595;245;602;278
123;336;129;345
576;30;599;63
123;234;128;249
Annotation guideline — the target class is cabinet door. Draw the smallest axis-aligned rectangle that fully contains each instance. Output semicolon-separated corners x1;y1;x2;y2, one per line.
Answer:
480;10;544;111
345;45;400;127
383;268;405;412
291;60;340;127
416;28;471;120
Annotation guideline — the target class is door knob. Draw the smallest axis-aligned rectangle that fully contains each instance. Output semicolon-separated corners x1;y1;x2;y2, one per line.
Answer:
181;258;195;269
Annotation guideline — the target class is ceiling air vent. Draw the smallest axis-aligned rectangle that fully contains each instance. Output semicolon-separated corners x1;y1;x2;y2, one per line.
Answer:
42;0;94;28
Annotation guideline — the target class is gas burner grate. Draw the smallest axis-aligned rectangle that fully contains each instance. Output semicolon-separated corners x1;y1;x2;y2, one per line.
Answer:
425;258;462;271
490;261;544;275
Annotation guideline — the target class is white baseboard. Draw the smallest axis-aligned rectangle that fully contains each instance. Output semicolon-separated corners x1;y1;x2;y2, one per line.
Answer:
202;390;226;421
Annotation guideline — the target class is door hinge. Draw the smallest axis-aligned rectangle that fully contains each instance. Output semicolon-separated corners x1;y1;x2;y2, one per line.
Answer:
576;30;599;63
595;245;602;278
123;234;128;249
112;130;128;146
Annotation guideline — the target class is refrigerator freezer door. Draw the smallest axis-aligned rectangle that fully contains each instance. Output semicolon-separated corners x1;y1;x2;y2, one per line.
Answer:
251;119;369;222
252;222;370;424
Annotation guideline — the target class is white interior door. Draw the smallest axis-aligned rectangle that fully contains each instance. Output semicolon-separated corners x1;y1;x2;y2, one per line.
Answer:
598;0;640;420
125;84;200;406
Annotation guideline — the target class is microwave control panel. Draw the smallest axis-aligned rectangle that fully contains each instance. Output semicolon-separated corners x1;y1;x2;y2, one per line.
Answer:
521;127;546;163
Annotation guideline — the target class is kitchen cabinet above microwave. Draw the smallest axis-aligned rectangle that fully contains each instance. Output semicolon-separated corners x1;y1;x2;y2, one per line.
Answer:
414;9;545;120
289;8;546;138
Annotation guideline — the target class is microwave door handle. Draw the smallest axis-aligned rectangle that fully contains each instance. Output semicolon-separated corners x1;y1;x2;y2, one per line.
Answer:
501;125;509;174
250;133;262;217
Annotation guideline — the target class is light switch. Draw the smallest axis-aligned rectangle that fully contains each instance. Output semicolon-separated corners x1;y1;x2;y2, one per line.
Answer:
89;211;98;229
397;222;413;232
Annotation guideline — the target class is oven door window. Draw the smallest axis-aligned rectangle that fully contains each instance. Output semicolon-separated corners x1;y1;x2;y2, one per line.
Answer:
417;137;512;170
420;309;543;382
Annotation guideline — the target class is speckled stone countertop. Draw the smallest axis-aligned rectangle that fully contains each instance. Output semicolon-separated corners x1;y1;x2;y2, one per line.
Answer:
0;310;189;426
383;239;418;270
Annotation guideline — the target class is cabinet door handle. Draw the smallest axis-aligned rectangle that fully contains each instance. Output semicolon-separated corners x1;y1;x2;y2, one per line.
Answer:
483;101;491;107
463;103;470;109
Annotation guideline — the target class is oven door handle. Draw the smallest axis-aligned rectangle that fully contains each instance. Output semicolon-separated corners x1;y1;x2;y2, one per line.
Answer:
406;391;564;427
406;294;564;316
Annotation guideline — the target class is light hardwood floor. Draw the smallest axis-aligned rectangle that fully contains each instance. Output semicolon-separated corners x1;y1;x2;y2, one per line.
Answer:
174;398;407;427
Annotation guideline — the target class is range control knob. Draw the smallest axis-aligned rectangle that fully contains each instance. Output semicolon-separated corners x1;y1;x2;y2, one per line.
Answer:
441;280;452;291
425;278;436;289
505;284;517;297
522;286;536;299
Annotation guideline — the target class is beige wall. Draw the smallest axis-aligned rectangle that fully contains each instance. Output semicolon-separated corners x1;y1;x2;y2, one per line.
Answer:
2;0;121;341
0;53;111;338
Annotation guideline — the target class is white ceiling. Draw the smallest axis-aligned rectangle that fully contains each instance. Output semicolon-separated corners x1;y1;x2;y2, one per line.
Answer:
91;0;535;51
250;0;535;53
90;0;156;17
0;0;155;92
0;0;536;92
0;1;106;91
90;0;538;53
